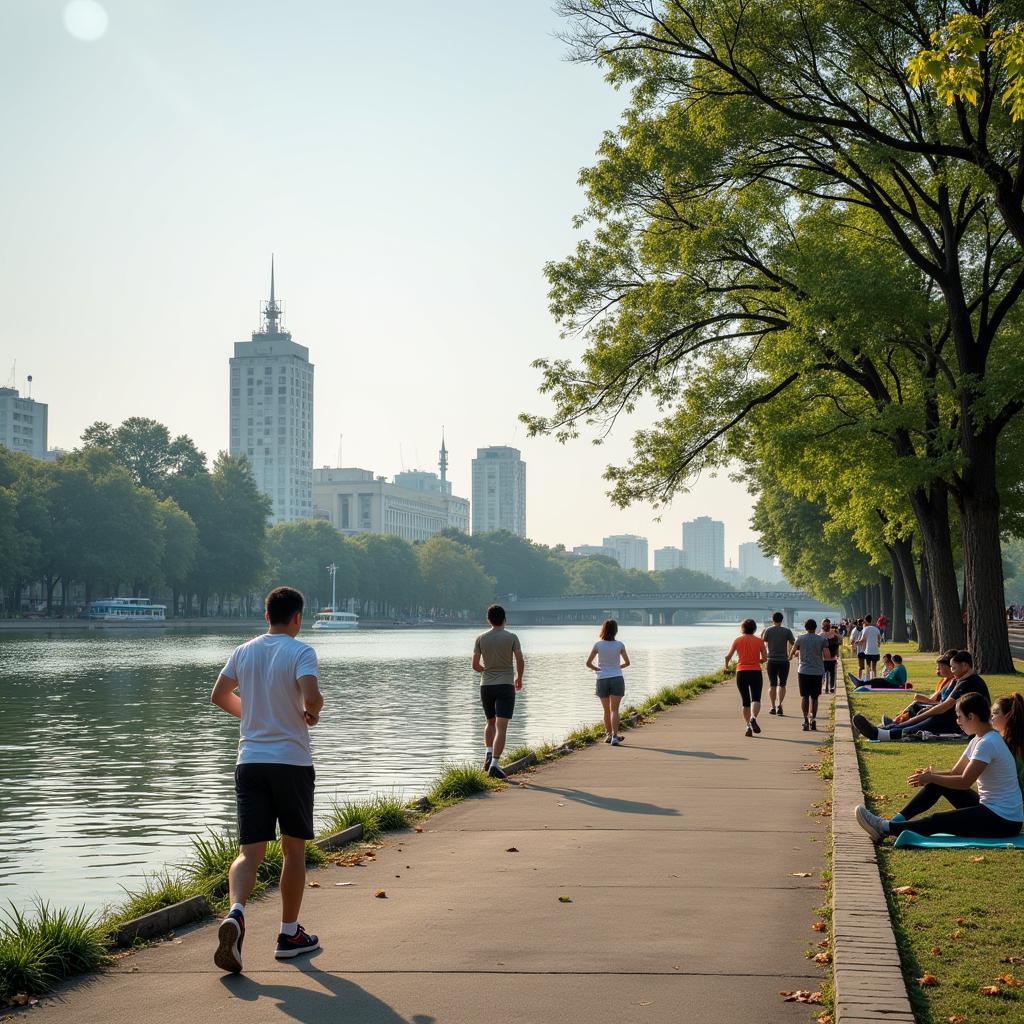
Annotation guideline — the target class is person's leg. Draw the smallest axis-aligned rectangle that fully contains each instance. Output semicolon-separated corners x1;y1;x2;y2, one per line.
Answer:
599;694;612;736
897;783;978;822
889;804;1022;839
776;662;788;714
609;693;623;737
736;675;752;725
492;716;510;762
279;834;307;924
228;841;268;907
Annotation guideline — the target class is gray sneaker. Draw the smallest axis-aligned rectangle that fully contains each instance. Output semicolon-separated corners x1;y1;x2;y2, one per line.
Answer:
855;804;887;843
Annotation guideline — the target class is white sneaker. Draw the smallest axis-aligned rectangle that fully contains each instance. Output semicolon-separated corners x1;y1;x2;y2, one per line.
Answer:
610;736;622;746
855;804;887;843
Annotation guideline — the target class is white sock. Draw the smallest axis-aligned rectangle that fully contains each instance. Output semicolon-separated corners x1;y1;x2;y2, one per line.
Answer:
280;921;298;936
878;728;891;741
485;747;493;757
230;902;244;916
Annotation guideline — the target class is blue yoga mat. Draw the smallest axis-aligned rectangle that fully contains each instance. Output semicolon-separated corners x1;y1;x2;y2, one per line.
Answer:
893;831;1024;849
854;686;916;692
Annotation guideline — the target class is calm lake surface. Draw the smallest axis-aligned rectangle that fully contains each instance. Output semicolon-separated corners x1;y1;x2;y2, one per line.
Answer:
0;623;735;913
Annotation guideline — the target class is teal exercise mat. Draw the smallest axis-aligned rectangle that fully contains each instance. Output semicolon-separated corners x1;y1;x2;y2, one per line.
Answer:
893;831;1024;849
854;686;915;692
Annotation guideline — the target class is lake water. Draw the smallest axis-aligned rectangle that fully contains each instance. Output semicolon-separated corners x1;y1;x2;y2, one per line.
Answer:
0;623;735;914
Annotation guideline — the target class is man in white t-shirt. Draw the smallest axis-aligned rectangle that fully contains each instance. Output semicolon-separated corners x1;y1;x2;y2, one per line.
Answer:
860;615;882;679
849;618;865;676
210;586;324;974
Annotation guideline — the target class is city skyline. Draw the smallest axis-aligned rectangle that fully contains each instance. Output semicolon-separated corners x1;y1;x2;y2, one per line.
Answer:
1;0;764;556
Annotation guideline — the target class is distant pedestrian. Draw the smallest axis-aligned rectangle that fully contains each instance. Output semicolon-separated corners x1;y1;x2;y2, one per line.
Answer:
849;618;865;675
726;618;768;737
819;619;840;694
860;615;882;680
210;586;324;974
472;604;524;780
586;619;630;745
762;611;795;716
791;618;831;732
876;613;888;642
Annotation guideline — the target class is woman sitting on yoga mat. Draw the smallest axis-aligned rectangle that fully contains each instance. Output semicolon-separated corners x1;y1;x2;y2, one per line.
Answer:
850;653;908;689
855;692;1024;843
992;693;1024;794
881;652;957;726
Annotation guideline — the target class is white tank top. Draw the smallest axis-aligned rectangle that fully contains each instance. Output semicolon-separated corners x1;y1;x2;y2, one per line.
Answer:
592;639;625;679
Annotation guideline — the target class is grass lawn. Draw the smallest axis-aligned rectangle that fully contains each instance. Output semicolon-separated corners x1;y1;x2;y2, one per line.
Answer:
848;647;1024;1023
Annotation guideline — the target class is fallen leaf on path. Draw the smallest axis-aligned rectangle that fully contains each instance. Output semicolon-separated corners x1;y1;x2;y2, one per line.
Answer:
813;952;832;964
779;990;822;1004
518;783;528;788
558;895;573;903
980;984;1001;996
637;1001;652;1006
918;972;938;987
506;847;519;853
811;920;826;932
801;763;820;771
308;881;320;888
374;890;387;898
414;827;423;833
790;872;813;877
817;1015;833;1024
335;882;354;887
894;885;918;895
817;939;830;948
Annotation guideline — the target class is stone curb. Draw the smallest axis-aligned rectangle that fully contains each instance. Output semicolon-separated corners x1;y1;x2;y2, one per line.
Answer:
504;751;539;774
113;895;209;947
832;661;915;1024
314;822;365;851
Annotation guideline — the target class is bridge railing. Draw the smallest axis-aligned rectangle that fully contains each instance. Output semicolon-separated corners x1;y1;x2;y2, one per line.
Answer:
505;591;817;603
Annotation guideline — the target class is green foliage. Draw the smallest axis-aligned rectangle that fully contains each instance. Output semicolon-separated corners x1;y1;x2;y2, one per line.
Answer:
106;871;192;926
426;764;499;805
499;744;535;766
324;794;409;840
417;536;496;613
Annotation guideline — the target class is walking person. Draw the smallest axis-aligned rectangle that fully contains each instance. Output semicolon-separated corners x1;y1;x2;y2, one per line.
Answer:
790;619;831;732
849;618;866;677
725;618;768;737
860;614;882;680
209;586;324;974
472;604;524;780
762;611;795;716
820;619;840;693
586;619;630;745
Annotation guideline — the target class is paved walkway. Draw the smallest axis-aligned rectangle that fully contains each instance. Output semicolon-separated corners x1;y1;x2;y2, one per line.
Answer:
47;679;832;1024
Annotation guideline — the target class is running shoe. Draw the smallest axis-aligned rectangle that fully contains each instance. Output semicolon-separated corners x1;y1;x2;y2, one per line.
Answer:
750;717;761;734
610;736;622;746
614;734;624;743
801;720;810;732
604;734;613;743
777;707;785;716
275;924;320;960
854;804;887;844
214;908;245;974
852;713;879;740
488;763;508;780
768;707;777;715
745;725;753;737
810;719;817;731
881;715;894;727
483;752;492;771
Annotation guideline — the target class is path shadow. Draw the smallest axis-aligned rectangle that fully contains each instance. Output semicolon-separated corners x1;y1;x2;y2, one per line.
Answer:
221;962;434;1024
526;783;681;817
639;746;747;761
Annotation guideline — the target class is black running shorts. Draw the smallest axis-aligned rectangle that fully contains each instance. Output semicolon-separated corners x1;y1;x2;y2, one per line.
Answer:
798;673;824;698
864;653;880;665
766;661;790;687
235;762;315;845
480;683;516;720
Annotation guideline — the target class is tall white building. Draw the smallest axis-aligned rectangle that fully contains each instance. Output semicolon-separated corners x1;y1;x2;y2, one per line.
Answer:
739;541;781;583
471;446;526;536
682;516;725;578
602;534;649;571
229;260;314;524
654;546;686;571
0;384;47;460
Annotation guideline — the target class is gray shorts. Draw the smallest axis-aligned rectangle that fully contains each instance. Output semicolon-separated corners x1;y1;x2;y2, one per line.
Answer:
596;676;625;698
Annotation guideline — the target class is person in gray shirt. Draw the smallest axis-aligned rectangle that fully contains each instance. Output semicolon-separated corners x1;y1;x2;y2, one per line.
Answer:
761;612;795;716
790;619;832;732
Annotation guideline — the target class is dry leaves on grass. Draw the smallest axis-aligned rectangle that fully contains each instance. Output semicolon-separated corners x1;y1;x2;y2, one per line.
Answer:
952;929;963;939
970;855;986;863
995;973;1021;987
1001;955;1024;964
931;946;942;955
918;972;939;987
894;885;918;896
779;990;822;1004
373;890;387;899
948;1015;966;1024
811;920;826;932
980;984;1002;996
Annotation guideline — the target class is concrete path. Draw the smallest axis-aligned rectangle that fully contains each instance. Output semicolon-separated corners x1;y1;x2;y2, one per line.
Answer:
45;679;832;1024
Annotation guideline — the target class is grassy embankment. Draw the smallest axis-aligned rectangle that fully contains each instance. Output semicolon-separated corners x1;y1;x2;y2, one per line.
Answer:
850;643;1024;1023
0;669;724;1005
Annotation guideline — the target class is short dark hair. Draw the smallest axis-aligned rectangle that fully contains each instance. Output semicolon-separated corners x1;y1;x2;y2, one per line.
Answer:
486;604;506;626
952;650;973;667
804;618;817;632
741;618;756;634
892;654;903;664
599;618;618;640
956;691;990;721
936;655;952;666
864;614;873;623
772;611;783;624
266;586;304;625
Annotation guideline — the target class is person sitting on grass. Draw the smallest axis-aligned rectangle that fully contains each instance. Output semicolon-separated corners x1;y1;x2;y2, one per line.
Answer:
855;692;1024;843
992;693;1024;794
852;650;989;741
850;653;908;689
880;652;958;727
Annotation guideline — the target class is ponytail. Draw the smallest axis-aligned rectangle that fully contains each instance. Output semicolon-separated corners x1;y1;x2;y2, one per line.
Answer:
997;692;1024;759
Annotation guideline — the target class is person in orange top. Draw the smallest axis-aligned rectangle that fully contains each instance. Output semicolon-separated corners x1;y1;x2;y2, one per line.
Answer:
725;619;769;737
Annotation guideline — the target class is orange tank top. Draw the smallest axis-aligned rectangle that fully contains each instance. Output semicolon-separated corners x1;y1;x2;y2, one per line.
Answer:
734;634;765;672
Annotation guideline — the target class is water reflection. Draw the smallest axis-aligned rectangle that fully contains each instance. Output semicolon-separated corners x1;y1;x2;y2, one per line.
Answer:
0;623;734;911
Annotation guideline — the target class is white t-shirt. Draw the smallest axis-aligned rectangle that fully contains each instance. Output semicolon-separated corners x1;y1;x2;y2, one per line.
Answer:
860;625;882;656
967;731;1024;822
850;626;863;648
591;639;625;679
222;633;319;767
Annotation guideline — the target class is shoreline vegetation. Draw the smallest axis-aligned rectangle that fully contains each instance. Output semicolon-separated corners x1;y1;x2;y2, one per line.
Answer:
0;669;724;1006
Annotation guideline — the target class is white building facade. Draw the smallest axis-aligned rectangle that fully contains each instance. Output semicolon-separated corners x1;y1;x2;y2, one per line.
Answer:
654;546;686;571
0;386;48;460
602;534;649;571
739;541;782;582
471;446;526;536
682;516;725;578
229;262;313;524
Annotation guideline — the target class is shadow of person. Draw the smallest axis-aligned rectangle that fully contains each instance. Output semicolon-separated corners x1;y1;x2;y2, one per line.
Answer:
639;746;747;761
221;962;434;1024
526;783;681;817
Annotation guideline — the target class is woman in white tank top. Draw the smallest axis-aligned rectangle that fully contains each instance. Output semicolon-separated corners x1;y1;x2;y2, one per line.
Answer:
586;619;630;746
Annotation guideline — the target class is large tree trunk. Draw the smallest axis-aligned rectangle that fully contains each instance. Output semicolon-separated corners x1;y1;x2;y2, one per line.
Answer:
879;576;893;628
958;433;1015;673
907;485;964;652
887;542;919;645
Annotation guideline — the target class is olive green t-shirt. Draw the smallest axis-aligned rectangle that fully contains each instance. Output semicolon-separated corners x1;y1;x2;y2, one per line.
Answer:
474;627;521;687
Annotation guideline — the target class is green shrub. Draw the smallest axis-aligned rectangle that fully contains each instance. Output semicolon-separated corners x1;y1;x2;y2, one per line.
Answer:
108;871;192;926
427;763;498;805
500;744;535;766
325;794;409;840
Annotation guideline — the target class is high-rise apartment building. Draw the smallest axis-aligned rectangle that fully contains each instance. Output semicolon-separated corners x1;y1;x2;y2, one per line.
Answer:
471;446;526;536
0;384;48;460
739;541;781;583
229;260;314;524
681;516;725;578
654;546;686;572
602;534;649;571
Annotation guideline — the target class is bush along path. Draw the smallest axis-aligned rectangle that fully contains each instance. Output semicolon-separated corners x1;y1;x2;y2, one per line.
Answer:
5;670;833;1023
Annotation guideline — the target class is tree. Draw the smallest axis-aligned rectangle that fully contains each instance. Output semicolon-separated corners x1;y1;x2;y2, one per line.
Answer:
155;498;198;607
266;520;348;610
455;531;570;598
567;554;627;594
81;417;206;494
418;536;496;615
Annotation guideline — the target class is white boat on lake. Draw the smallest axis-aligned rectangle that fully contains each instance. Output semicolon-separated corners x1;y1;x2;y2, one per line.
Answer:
87;597;167;623
312;609;359;630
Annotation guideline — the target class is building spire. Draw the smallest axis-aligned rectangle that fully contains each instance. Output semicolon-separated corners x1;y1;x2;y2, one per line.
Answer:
262;253;282;334
439;428;448;485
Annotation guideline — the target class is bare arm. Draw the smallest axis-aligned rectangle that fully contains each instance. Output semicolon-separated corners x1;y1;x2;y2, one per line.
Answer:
472;653;484;673
211;673;242;719
619;645;631;669
586;646;598;672
724;641;738;669
902;692;956;728
298;674;323;725
912;757;985;790
759;639;767;665
514;647;525;689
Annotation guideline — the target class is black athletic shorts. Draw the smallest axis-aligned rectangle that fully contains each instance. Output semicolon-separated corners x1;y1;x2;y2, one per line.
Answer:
480;683;516;720
766;661;790;687
864;653;880;665
798;673;824;698
235;762;315;846
735;670;764;708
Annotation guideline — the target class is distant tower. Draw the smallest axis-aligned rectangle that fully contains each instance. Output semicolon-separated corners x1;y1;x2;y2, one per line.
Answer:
438;430;449;494
471;446;526;536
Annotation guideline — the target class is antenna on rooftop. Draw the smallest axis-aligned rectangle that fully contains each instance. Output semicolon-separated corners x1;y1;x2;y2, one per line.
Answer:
5;361;14;389
26;374;32;399
337;433;343;467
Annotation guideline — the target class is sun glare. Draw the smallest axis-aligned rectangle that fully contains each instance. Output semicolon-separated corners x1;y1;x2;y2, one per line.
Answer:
63;1;109;42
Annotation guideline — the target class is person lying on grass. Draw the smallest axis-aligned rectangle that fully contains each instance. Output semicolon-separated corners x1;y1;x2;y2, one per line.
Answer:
855;692;1024;844
852;650;989;741
850;653;908;689
880;652;958;727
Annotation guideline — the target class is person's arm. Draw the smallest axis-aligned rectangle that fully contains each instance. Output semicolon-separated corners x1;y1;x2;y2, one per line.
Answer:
211;673;242;719
724;640;738;670
759;639;768;665
619;645;631;669
586;645;599;672
789;639;799;661
513;643;525;690
911;756;985;790
472;639;483;675
901;690;958;727
298;675;323;725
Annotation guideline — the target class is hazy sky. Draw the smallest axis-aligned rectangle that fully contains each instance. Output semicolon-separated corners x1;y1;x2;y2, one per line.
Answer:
3;0;762;565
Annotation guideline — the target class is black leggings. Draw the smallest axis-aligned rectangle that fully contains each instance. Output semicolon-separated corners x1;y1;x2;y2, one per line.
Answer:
735;670;764;708
823;661;837;689
889;783;1023;839
766;661;789;687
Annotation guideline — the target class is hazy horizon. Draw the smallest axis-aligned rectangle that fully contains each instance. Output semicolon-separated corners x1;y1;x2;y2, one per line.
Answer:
3;0;764;565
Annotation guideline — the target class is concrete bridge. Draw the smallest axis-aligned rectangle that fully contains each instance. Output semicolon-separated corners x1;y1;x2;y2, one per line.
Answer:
505;590;841;626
